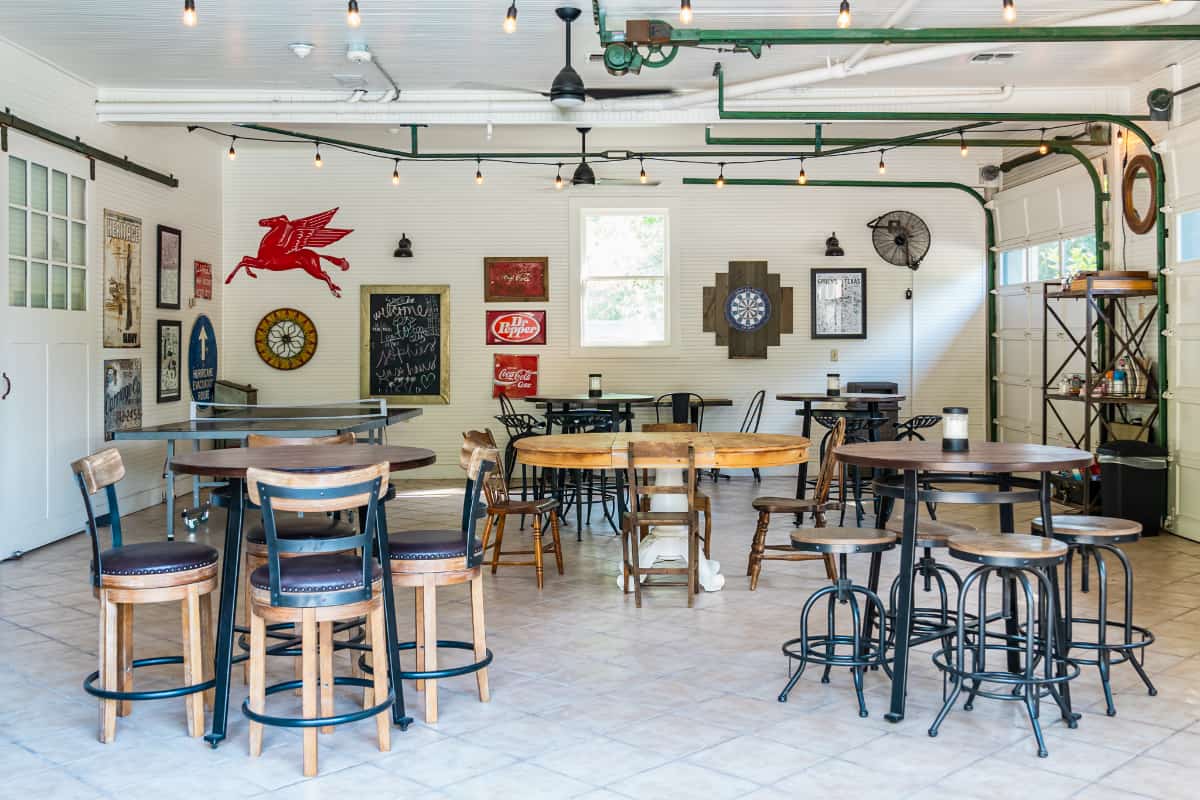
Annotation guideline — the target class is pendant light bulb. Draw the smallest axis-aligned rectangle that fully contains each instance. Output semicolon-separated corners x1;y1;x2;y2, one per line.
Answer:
715;162;725;188
798;158;807;185
1002;0;1016;24
680;1;693;25
555;163;564;190
504;2;518;33
227;137;237;161
391;160;400;185
1116;127;1124;143
959;131;969;157
183;0;197;26
837;1;851;29
1038;129;1049;155
475;158;484;185
878;150;887;175
347;0;361;28
313;144;322;168
639;157;647;184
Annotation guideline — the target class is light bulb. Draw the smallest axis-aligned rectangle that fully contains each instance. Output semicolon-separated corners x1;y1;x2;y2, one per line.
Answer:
1002;0;1016;24
959;132;969;157
227;138;237;160
715;163;725;187
838;1;851;29
798;160;807;185
504;2;517;33
878;151;887;175
555;167;564;190
392;161;400;185
475;161;484;185
680;1;693;25
1116;127;1124;143
639;158;647;184
347;0;361;27
183;0;197;26
314;146;322;168
1038;130;1049;155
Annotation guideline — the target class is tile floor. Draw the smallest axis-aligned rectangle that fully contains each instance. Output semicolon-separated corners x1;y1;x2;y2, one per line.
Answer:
2;474;1200;799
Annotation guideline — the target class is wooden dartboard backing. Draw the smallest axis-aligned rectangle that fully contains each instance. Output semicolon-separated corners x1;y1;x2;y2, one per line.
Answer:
255;307;318;370
1122;154;1158;236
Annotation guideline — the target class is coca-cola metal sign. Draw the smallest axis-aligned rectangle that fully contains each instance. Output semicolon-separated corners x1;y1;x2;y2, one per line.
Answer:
486;310;546;345
493;354;538;398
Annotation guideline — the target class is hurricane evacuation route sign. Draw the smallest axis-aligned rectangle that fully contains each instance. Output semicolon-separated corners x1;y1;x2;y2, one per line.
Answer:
188;314;218;402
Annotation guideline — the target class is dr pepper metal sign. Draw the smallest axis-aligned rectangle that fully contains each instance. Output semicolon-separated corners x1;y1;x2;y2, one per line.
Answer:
486;310;546;345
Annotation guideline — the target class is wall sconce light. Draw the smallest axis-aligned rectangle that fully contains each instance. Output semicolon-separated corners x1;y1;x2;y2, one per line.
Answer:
825;232;845;257
393;233;413;258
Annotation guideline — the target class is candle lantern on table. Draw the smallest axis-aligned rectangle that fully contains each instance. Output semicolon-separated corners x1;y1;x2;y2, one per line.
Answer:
942;407;969;452
589;373;602;398
826;373;841;397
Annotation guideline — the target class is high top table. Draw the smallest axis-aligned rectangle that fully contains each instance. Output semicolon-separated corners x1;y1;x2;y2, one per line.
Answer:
523;393;655;433
169;444;437;747
835;440;1092;724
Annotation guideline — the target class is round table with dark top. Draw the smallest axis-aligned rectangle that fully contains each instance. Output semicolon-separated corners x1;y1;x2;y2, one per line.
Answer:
834;440;1091;724
170;444;436;746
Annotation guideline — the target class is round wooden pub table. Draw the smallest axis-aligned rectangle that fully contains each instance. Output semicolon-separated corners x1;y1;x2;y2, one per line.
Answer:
169;444;436;746
835;440;1092;724
516;432;809;591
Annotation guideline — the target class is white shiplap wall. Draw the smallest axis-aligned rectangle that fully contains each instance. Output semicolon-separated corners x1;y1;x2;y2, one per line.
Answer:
221;128;987;477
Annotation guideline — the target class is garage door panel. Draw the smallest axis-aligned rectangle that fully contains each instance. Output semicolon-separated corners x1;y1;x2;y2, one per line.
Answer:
998;291;1030;331
998;339;1032;381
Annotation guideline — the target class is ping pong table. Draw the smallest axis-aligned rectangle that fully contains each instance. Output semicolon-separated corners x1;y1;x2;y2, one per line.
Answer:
112;400;423;539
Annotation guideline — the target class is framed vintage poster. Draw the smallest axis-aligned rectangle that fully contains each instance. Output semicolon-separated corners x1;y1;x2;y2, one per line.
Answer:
156;320;182;403
360;285;451;404
102;210;142;348
157;225;182;309
811;268;867;340
484;257;549;302
194;260;213;300
492;354;538;398
103;358;142;440
486;310;546;345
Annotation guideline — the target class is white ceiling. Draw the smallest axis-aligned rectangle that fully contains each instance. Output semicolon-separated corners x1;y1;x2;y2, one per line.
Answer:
2;0;1198;95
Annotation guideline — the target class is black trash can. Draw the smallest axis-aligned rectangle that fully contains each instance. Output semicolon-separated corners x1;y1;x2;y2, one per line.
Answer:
1097;440;1168;536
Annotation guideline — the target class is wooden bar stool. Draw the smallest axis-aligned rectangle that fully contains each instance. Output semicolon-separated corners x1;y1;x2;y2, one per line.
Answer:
465;429;563;588
640;423;713;558
747;417;846;589
72;448;218;743
243;463;393;777
1032;515;1157;716
385;444;496;723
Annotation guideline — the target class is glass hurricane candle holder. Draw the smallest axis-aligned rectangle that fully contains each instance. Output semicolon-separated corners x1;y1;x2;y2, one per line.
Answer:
589;373;602;398
826;373;841;397
942;407;969;452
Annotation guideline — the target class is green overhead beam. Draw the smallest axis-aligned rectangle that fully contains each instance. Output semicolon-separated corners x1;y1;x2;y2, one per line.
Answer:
625;24;1200;47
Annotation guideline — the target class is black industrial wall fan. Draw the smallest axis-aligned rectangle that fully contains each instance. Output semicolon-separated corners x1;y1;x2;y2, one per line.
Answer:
867;210;931;270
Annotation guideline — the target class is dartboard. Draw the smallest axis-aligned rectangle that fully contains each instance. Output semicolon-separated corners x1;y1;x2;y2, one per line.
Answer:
255;308;317;370
724;286;771;332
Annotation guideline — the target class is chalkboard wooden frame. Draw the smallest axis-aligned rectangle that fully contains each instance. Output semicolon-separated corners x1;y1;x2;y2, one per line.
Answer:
360;284;451;404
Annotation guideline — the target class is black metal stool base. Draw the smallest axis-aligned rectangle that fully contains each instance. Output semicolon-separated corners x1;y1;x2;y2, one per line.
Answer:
357;639;493;681
236;619;366;664
242;676;394;729
84;656;215;701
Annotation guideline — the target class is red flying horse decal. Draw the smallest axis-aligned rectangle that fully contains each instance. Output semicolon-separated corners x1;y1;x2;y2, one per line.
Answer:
227;207;354;297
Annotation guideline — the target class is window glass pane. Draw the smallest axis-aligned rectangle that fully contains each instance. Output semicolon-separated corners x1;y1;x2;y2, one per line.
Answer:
583;278;666;345
29;261;47;308
70;267;86;310
30;164;47;211
1062;234;1097;274
50;265;67;309
70;221;86;265
9;258;27;306
1180;209;1200;262
8;207;26;256
51;170;67;216
1000;249;1025;285
30;212;47;260
8;156;26;205
582;213;666;277
51;217;67;262
1033;241;1060;281
70;176;86;220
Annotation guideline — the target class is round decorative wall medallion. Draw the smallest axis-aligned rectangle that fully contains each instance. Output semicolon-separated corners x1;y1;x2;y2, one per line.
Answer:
725;286;771;332
255;307;318;370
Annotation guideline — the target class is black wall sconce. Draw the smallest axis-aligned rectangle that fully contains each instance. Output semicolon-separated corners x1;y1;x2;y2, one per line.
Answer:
393;233;413;258
825;232;844;257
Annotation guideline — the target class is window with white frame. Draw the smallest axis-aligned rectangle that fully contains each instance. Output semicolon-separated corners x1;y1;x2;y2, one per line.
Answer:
578;208;668;347
997;233;1097;286
8;155;88;309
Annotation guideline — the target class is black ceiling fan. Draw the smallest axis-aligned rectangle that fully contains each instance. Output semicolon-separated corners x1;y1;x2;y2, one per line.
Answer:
548;7;676;107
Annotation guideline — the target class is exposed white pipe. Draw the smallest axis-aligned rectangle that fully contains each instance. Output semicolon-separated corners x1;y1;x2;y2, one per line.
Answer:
844;0;922;71
728;85;1014;107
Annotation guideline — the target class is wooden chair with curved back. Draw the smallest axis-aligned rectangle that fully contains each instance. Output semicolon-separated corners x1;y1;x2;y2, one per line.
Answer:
746;417;847;590
639;423;713;558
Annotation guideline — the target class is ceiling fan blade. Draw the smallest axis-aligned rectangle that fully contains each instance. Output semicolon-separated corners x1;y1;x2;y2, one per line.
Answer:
584;87;676;100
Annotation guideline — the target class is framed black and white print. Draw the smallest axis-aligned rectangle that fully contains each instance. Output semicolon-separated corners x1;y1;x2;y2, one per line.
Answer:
156;319;182;403
811;268;867;340
156;224;182;310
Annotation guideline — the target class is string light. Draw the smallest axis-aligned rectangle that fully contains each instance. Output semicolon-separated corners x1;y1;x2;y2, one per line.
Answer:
1038;129;1049;155
715;162;725;187
798;157;807;185
313;144;323;168
878;150;887;175
1002;0;1016;24
391;159;400;185
959;130;969;157
837;1;851;29
639;156;647;184
504;2;518;33
680;1;693;25
347;0;361;27
555;163;564;190
1115;127;1124;143
475;157;484;185
227;136;237;161
182;0;197;26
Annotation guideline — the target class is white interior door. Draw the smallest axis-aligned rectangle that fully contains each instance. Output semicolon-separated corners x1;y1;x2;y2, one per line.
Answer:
1;134;93;558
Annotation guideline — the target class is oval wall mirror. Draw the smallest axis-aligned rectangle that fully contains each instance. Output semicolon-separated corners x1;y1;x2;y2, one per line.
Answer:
1122;154;1157;236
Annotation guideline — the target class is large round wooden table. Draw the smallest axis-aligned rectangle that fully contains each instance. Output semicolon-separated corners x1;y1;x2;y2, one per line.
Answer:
170;444;436;746
516;432;810;591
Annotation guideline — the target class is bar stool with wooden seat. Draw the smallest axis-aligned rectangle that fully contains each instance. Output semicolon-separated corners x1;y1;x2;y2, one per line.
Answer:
746;417;846;590
639;423;713;558
621;441;703;608
243;462;393;777
1031;515;1157;716
72;448;219;743
777;527;894;717
929;533;1079;757
386;444;495;723
465;428;563;588
883;514;978;647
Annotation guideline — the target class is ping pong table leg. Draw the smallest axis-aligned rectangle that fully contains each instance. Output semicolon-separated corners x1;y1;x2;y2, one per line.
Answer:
206;477;243;747
165;440;176;540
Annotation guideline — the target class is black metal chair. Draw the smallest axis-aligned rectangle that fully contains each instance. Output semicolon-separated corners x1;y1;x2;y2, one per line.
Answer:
495;393;547;503
811;411;887;526
545;409;622;536
895;414;943;519
711;389;765;482
655;392;706;429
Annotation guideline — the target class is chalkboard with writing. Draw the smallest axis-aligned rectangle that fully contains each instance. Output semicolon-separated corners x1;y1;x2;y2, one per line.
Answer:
360;285;450;404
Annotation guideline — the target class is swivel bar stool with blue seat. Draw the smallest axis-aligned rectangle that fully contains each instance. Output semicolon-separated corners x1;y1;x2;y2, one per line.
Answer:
243;462;394;777
72;448;219;743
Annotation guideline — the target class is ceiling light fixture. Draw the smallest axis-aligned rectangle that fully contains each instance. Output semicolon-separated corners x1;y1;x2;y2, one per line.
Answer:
550;7;586;109
571;127;596;185
837;1;851;29
314;144;323;168
555;163;564;190
288;42;315;59
183;0;197;26
798;157;807;185
1002;0;1016;24
1038;129;1049;155
878;150;887;175
475;157;484;185
227;136;237;161
347;0;361;27
504;2;518;33
959;131;969;157
639;156;647;184
680;1;693;25
716;162;726;187
392;159;400;185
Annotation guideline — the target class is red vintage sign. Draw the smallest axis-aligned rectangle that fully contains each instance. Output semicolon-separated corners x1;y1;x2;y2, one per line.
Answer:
228;207;354;298
484;257;549;302
194;261;212;300
486;310;546;345
493;354;538;398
